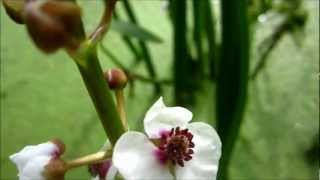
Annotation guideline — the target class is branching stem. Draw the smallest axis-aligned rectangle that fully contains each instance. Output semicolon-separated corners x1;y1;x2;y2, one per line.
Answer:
90;0;117;43
66;150;112;170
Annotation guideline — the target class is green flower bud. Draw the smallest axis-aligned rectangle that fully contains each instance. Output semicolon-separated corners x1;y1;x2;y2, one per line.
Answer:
2;0;25;24
105;68;128;90
24;0;83;53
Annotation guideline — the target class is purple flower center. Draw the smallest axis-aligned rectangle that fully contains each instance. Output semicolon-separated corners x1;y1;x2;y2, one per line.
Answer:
155;127;195;167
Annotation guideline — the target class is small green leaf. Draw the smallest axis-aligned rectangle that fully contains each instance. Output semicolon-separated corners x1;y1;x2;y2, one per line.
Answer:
110;20;162;43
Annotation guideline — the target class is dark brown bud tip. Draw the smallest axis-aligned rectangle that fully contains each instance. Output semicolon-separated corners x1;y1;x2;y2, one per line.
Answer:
105;68;128;90
24;0;83;53
3;0;26;24
44;158;67;180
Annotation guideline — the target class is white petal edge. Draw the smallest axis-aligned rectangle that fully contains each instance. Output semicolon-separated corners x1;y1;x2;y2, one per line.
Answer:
19;155;51;180
144;97;166;123
106;164;117;180
9;142;57;173
144;98;193;139
112;131;173;180
175;122;222;180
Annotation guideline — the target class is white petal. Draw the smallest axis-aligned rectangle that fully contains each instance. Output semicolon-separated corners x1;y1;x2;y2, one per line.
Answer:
144;97;166;122
106;164;117;180
175;122;222;180
10;142;57;173
144;97;193;138
19;155;51;180
113;132;173;180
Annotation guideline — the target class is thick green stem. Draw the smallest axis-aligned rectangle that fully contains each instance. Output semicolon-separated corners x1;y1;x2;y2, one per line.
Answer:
74;44;125;145
217;0;250;179
171;0;194;106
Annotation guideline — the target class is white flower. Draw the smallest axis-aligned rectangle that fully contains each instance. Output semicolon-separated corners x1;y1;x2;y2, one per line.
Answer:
10;141;64;180
113;97;222;180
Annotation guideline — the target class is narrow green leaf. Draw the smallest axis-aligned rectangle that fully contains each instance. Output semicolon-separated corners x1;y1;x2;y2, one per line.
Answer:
121;0;161;93
171;0;194;105
113;11;142;63
203;0;217;80
110;20;163;43
192;0;205;76
216;0;250;179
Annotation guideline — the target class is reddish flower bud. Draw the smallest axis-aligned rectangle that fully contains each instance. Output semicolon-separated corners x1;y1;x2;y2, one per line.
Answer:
24;0;83;53
44;158;67;180
10;139;67;180
3;0;26;24
105;69;128;90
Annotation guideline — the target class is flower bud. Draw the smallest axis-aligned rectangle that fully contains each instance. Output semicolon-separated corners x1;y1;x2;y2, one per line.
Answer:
3;0;25;24
44;158;67;180
10;139;67;180
105;69;128;90
24;0;83;53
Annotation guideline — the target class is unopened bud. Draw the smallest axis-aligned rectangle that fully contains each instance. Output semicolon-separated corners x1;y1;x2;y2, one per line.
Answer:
45;139;67;180
3;0;25;24
9;139;67;180
105;69;128;90
24;0;83;53
44;158;67;180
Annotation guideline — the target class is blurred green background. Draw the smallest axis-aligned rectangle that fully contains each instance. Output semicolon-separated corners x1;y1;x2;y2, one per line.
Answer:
1;0;319;179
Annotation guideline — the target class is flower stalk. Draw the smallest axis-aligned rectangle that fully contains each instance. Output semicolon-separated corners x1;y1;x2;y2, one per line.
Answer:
68;0;124;146
72;44;125;145
115;89;128;130
90;0;117;43
66;150;112;170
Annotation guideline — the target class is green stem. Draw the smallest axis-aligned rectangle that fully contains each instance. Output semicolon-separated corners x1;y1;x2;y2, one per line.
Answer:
73;44;125;145
203;0;217;80
66;150;112;170
171;0;193;105
216;0;250;179
250;15;291;79
192;0;204;76
115;90;128;130
90;0;117;43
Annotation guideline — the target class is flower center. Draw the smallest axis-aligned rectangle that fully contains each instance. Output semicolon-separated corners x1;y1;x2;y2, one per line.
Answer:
156;127;195;167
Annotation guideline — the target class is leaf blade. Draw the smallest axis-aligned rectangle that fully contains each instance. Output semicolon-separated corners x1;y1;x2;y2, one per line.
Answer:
110;20;162;43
